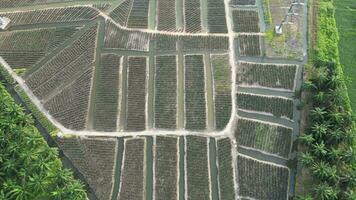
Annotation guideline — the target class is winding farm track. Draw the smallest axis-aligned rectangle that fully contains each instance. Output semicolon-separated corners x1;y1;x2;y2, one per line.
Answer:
0;0;307;199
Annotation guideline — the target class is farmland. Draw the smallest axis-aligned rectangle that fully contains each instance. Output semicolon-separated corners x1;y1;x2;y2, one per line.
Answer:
0;0;306;199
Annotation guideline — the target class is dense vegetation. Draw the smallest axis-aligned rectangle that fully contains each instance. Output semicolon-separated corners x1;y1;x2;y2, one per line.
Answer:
298;0;356;199
0;83;87;199
334;0;356;111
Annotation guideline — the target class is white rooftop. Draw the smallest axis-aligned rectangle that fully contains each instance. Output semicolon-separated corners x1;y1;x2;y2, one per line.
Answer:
0;16;10;30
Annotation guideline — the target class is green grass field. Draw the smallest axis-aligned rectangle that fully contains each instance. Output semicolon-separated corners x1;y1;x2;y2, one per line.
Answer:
335;0;356;111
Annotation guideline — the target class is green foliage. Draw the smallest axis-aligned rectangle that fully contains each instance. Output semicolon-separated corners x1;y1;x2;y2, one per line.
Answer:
14;85;59;136
262;0;272;25
0;64;15;84
299;0;356;198
334;0;356;111
0;83;87;200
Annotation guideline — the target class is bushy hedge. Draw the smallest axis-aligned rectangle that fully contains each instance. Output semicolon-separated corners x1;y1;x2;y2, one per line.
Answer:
298;0;356;199
0;83;87;199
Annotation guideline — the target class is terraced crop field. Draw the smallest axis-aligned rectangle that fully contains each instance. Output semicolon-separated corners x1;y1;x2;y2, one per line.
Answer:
0;0;306;199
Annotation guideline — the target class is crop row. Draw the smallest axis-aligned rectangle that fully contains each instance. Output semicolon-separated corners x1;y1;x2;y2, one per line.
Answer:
156;0;176;31
0;0;107;8
26;26;97;98
125;57;147;131
237;62;297;90
104;21;151;51
0;29;52;52
154;55;177;129
0;6;98;27
0;26;81;53
212;54;232;130
154;136;178;200
184;55;206;131
186;136;210;200
56;137;117;200
207;0;228;33
236;35;262;57
237;155;289;200
44;68;93;130
32;49;94;100
118;138;146;199
236;92;294;119
232;10;260;32
235;118;293;158
216;138;235;200
0;26;80;69
127;0;149;29
109;0;132;27
230;0;256;6
181;35;229;51
152;34;177;52
93;54;121;132
0;52;45;69
184;0;202;33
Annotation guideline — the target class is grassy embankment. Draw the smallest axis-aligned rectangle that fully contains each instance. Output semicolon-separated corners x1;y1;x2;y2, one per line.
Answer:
0;64;59;136
334;0;356;112
0;77;87;199
296;0;356;199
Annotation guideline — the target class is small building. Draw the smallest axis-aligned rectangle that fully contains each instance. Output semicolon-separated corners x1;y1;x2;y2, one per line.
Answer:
0;16;10;30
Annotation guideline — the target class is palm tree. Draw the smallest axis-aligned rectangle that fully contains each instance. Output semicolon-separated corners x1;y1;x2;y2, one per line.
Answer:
303;80;318;91
311;107;327;122
315;182;338;200
311;123;330;140
296;195;313;200
312;141;328;158
299;134;315;146
300;152;314;167
328;147;341;162
326;74;341;89
313;91;327;105
312;67;329;89
341;147;356;165
312;161;338;183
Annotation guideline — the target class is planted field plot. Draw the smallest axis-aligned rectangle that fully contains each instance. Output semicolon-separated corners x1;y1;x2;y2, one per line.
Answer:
207;0;228;33
109;0;132;27
0;7;98;27
154;136;178;200
237;62;297;90
125;57;147;131
230;0;256;6
127;0;149;29
93;54;121;132
237;155;289;200
0;26;81;69
186;136;210;200
156;0;176;31
236;35;262;57
184;0;202;33
104;21;151;51
44;68;93;130
181;35;229;52
0;52;44;70
119;138;146;200
232;10;260;32
153;34;177;52
25;25;97;99
184;55;206;131
0;0;112;8
216;138;235;200
154;56;177;129
212;54;232;130
235;118;292;158
236;93;294;119
56;137;117;200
